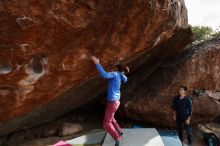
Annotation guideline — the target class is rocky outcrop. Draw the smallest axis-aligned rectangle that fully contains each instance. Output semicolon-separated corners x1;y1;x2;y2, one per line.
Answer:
120;38;220;127
0;0;192;135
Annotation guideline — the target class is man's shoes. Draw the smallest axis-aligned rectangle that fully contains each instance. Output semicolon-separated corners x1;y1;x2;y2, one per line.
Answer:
115;140;120;146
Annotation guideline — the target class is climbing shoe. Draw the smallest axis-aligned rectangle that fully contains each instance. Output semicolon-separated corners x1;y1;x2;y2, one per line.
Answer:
118;130;123;136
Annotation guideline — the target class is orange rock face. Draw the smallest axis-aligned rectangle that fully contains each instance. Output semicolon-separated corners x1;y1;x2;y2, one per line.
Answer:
0;0;192;135
120;38;220;126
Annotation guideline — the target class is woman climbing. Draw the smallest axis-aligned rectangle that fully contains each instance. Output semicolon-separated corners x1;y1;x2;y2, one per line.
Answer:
91;56;129;146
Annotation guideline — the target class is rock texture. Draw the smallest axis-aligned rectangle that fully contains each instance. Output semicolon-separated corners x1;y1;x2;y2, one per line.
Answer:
120;38;220;127
0;0;192;135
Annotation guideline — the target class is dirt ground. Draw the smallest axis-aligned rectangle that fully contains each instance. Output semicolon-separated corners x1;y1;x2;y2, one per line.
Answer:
1;104;219;146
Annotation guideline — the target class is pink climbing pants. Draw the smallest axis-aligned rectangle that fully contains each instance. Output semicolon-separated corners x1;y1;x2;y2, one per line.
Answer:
103;100;121;141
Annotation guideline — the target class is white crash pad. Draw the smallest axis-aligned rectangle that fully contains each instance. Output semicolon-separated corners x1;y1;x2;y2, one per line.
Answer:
66;130;106;145
102;128;164;146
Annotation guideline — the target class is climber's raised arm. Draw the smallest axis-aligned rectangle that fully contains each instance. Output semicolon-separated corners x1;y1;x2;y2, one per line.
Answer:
91;56;117;79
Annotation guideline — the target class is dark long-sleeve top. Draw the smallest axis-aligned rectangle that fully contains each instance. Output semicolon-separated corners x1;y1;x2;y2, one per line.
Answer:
172;95;192;118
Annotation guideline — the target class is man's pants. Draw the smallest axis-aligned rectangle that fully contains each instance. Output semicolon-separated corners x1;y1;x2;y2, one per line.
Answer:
103;101;121;141
176;116;193;145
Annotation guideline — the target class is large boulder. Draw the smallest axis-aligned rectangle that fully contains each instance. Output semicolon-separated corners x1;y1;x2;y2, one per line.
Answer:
120;38;220;127
0;0;192;135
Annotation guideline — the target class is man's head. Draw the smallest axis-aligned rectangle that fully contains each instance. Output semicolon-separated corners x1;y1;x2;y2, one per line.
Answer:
115;63;129;74
178;85;188;96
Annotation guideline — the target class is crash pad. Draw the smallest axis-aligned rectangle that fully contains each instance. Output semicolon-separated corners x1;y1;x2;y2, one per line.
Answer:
102;128;164;146
52;140;72;146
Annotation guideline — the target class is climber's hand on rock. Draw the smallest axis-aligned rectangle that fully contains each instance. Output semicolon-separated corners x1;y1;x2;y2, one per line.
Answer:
91;56;99;64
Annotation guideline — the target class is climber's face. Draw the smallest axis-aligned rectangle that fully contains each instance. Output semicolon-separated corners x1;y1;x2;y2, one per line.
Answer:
178;87;186;96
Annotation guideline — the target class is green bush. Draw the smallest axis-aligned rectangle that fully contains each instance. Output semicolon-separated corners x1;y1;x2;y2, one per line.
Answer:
192;26;220;44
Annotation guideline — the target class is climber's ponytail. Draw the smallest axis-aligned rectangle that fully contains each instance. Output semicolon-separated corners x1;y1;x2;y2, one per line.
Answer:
115;64;129;74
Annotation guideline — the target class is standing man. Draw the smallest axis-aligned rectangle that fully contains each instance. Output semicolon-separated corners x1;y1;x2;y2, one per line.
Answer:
172;85;193;146
91;56;129;146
